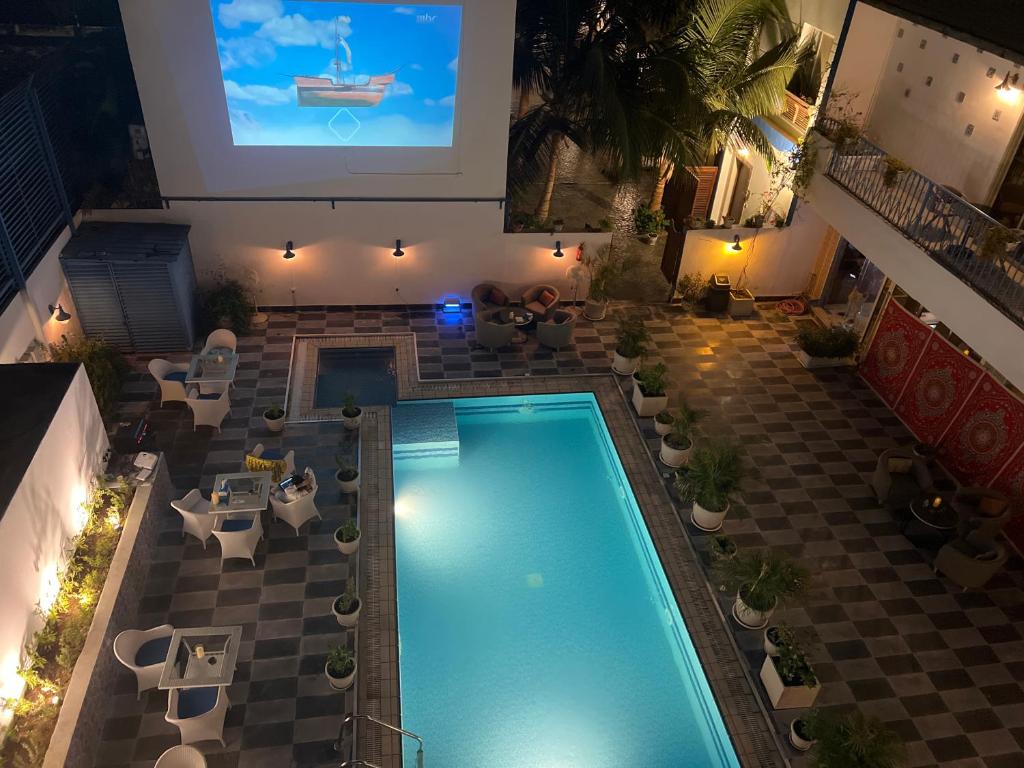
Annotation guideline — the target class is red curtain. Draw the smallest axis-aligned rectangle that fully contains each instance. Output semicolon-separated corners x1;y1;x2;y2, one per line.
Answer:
859;299;931;406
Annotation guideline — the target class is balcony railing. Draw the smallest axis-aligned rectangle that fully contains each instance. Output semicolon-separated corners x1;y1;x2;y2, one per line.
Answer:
819;121;1024;328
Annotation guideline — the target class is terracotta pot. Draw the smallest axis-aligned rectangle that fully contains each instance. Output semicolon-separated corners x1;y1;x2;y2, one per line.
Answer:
332;596;361;628
691;499;728;532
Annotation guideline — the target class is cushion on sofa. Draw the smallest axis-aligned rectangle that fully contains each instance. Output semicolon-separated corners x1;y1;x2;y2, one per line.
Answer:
134;635;172;667
488;286;508;306
539;289;556;307
887;457;914;474
978;495;1007;516
524;301;546;316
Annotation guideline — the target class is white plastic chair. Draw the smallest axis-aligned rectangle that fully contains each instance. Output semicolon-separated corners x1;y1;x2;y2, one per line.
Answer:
171;490;214;548
165;685;230;747
201;328;238;355
148;359;190;406
270;467;321;535
186;388;231;432
212;513;263;566
112;623;174;698
247;443;296;481
155;745;207;768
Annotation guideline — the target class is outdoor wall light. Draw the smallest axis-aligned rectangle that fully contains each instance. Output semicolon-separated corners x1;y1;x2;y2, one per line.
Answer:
283;241;296;260
553;240;564;258
995;71;1020;103
393;239;404;258
730;235;743;252
48;303;71;322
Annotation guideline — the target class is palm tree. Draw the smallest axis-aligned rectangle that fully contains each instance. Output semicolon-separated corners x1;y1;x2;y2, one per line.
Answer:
644;0;804;210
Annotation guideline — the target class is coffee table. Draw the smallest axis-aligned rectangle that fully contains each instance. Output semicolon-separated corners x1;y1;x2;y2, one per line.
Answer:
902;496;958;541
209;471;272;515
158;625;242;689
499;307;535;342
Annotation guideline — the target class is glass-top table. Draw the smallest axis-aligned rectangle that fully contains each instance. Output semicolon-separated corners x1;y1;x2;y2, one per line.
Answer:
186;349;239;385
209;471;272;514
158;625;242;689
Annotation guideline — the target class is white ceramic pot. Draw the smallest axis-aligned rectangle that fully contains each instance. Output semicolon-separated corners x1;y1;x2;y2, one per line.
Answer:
733;592;776;629
795;350;855;370
263;412;285;433
763;627;783;656
332;597;361;628
654;418;673;436
583;299;608;321
659;436;692;468
760;655;820;710
336;471;360;494
335;529;361;556
632;385;668;418
790;719;816;751
325;659;357;691
611;352;640;375
690;499;728;532
343;409;363;430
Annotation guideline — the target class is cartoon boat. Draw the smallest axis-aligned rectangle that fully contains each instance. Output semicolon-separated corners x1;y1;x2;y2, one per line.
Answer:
294;18;396;108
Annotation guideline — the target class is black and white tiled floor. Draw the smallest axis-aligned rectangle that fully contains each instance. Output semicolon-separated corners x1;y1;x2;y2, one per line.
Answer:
101;303;1024;768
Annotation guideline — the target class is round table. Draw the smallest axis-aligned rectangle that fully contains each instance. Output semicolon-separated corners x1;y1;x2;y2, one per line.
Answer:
902;497;958;542
499;307;535;341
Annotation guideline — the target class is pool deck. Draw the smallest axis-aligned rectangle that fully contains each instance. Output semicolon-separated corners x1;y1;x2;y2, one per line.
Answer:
104;303;1024;768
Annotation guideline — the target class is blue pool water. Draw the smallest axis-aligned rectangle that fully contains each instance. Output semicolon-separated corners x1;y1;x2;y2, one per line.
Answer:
392;394;739;768
315;347;396;408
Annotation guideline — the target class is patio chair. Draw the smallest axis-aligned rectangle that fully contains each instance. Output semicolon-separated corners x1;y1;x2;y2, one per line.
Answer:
171;489;214;548
536;309;577;349
212;513;263;567
871;448;933;511
471;283;510;316
950;487;1012;541
270;466;322;535
201;328;238;355
165;686;230;747
521;284;560;321
934;530;1009;590
475;310;515;351
186;388;231;432
155;746;207;768
148;359;190;406
112;623;175;699
246;443;295;482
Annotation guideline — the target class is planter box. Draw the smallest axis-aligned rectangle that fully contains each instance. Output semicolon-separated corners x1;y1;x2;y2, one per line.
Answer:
631;385;668;417
795;350;855;369
760;655;821;710
728;289;756;318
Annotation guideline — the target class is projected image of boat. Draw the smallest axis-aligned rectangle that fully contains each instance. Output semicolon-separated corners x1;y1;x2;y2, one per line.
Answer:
294;17;396;108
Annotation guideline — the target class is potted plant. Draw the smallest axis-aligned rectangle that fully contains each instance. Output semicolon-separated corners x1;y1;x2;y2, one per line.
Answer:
582;244;632;321
633;204;665;244
335;457;360;494
631;363;669;417
795;324;859;369
882;155;910;188
654;409;674;436
790;715;817;752
716;549;808;629
804;709;905;768
263;405;285;433
200;278;255;334
763;624;795;656
611;316;650;375
709;533;737;562
342;393;362;430
334;519;361;555
332;582;361;628
675;440;742;530
660;402;703;468
324;644;356;691
675;271;706;312
760;634;820;709
728;288;756;318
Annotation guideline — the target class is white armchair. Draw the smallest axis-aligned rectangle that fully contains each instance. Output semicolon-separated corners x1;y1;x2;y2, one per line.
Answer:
171;490;214;548
186;388;231;432
112;623;174;698
246;443;296;482
201;328;238;355
149;359;190;406
155;745;207;768
270;467;321;535
165;686;230;747
212;513;263;566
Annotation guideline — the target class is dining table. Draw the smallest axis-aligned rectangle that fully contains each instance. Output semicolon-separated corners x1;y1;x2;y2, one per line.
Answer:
209;471;273;515
158;625;243;690
186;348;239;392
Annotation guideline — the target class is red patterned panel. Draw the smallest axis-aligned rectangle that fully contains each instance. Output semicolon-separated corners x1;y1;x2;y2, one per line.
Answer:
937;374;1024;486
895;334;983;445
991;448;1024;552
859;299;931;406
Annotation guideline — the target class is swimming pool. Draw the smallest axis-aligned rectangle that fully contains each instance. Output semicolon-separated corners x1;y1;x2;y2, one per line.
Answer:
314;347;397;408
392;394;739;768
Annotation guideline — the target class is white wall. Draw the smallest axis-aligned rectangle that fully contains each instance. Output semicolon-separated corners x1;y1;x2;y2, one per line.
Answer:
118;0;514;199
833;4;1024;203
677;202;828;296
85;205;610;306
0;367;108;710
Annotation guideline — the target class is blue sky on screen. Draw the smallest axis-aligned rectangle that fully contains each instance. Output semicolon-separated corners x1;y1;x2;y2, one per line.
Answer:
210;1;462;147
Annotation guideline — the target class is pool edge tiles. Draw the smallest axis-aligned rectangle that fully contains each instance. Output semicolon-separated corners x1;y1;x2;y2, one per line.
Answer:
391;393;741;768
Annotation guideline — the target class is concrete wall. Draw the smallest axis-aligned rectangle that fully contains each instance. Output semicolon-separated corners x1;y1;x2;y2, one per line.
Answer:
0;366;108;711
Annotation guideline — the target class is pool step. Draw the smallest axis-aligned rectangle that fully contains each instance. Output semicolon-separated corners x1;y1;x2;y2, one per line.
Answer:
392;401;460;462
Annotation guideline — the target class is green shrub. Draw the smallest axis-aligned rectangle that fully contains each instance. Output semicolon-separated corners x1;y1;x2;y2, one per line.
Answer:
48;337;128;420
882;155;910;188
774;637;818;688
676;439;743;512
326;645;355;678
635;363;669;397
632;204;665;236
796;324;859;359
676;271;706;311
614;316;650;359
715;549;809;612
200;278;253;334
335;519;360;542
664;401;704;451
805;709;905;768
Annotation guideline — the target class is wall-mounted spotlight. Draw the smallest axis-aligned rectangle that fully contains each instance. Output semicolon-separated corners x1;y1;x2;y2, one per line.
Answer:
48;303;71;323
730;235;743;252
393;239;404;258
283;241;296;260
995;71;1020;103
553;240;564;258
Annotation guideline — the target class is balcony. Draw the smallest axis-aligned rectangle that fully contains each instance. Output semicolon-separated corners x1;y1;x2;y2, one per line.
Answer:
818;120;1024;330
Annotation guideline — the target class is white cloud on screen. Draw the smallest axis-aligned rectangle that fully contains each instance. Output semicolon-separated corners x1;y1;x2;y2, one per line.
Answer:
218;36;277;70
224;80;295;106
423;94;455;107
255;14;351;48
218;0;283;28
410;63;423;70
388;81;414;96
393;6;417;14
